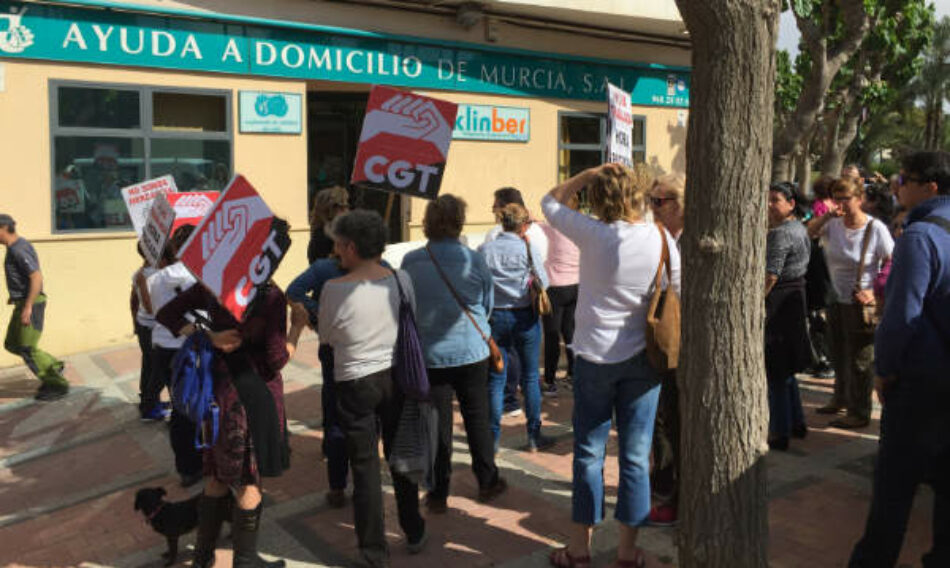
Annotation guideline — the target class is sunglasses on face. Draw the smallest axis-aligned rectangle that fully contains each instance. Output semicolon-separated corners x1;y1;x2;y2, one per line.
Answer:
650;197;676;207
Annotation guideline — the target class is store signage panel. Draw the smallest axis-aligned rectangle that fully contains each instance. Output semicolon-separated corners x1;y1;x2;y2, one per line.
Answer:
454;104;529;142
239;91;302;133
0;0;689;106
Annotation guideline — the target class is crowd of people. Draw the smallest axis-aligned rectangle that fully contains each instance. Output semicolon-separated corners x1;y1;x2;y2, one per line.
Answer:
3;148;947;567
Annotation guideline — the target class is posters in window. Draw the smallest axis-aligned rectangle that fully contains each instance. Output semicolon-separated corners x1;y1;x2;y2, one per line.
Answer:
140;193;175;267
55;166;86;214
167;191;219;232
121;175;178;236
177;175;289;321
351;85;457;200
606;83;633;168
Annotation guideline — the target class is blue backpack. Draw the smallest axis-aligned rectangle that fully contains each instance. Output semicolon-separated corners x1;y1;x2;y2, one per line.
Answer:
171;331;220;450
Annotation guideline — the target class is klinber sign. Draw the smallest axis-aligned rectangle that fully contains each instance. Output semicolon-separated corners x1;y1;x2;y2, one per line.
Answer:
453;104;529;142
177;175;289;321
351;86;457;199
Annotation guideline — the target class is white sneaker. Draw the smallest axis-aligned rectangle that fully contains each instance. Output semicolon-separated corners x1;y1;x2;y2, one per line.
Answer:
504;407;523;418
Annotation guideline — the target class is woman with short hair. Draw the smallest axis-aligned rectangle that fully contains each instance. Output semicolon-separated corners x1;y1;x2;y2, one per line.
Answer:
402;194;508;514
316;210;426;567
808;177;894;428
543;163;680;568
648;173;685;241
478;203;554;453
765;182;812;450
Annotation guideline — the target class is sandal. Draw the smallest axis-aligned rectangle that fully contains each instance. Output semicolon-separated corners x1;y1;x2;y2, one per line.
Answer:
611;549;647;568
549;547;592;568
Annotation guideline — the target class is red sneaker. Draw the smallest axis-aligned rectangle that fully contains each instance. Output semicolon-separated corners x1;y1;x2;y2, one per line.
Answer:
647;504;677;527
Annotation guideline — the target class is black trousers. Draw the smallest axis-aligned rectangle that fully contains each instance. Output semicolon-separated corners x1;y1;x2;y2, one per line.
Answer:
427;359;499;500
336;369;425;560
153;346;203;477
136;324;154;413
651;371;680;507
849;380;950;567
541;284;577;384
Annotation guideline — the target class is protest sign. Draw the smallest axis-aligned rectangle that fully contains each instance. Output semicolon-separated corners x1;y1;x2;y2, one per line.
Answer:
55;168;86;214
121;175;178;236
351;85;458;199
167;191;220;232
141;193;175;266
606;83;634;168
177;175;289;321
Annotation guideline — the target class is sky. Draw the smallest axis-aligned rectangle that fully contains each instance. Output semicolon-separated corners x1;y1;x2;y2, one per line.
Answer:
777;0;950;56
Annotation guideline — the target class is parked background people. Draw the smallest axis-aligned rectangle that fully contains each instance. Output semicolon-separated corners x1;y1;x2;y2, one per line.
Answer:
317;210;426;567
157;224;291;568
0;214;68;401
849;150;950;566
537;193;580;397
478;203;554;453
308;186;350;264
808;177;894;429
402;194;508;514
646;171;685;527
765;182;812;451
543;164;680;568
483;187;547;417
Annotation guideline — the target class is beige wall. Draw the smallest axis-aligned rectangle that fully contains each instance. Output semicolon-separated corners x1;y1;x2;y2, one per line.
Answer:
0;60;310;366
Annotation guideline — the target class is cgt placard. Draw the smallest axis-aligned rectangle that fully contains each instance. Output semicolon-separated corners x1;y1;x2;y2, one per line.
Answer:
351;86;457;200
177;175;289;321
167;191;219;232
141;193;176;267
121;175;178;236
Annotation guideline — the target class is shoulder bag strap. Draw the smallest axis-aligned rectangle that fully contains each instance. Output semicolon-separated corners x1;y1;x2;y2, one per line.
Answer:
522;234;545;284
854;218;875;294
389;269;410;307
648;223;670;314
424;245;493;344
921;215;950;234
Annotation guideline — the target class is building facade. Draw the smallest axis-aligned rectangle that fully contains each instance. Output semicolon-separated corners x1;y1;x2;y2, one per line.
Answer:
0;0;690;363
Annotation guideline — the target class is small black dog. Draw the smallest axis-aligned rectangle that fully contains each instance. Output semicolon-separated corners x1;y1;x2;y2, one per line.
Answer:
134;486;230;566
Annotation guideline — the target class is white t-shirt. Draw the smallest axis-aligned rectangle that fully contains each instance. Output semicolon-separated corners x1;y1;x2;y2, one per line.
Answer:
317;271;415;383
133;265;158;328
147;262;199;349
484;220;548;267
820;216;894;304
541;195;681;364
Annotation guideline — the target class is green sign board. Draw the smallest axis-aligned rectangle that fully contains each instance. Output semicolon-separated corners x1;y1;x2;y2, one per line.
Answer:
239;91;303;134
0;1;690;106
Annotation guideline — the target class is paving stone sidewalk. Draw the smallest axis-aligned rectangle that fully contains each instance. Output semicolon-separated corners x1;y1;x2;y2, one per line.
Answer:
0;336;934;567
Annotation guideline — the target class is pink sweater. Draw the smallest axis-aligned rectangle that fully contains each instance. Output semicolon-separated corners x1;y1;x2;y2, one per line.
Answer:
538;221;580;287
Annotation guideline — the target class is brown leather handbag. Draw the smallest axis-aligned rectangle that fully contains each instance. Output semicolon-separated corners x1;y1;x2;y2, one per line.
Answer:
425;245;505;373
645;224;681;372
523;236;552;317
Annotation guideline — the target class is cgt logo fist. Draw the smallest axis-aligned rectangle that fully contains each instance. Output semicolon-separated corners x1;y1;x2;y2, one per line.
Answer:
360;93;452;158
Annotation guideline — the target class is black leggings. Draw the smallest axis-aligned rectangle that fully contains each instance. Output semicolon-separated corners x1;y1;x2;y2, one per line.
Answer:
541;284;578;384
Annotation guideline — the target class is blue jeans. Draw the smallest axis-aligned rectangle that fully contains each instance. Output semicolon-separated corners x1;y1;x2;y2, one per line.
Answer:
768;375;805;438
488;308;542;444
572;352;660;526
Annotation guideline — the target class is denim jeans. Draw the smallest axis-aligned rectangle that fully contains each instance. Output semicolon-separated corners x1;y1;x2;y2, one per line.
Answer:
849;380;950;567
488;308;542;445
768;375;805;438
572;352;660;526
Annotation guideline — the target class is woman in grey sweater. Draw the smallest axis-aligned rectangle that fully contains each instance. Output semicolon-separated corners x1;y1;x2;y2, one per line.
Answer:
765;182;813;451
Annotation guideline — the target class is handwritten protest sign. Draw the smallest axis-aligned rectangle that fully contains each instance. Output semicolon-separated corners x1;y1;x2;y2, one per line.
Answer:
121;175;178;236
351;86;458;199
606;83;634;168
177;176;289;321
141;193;175;266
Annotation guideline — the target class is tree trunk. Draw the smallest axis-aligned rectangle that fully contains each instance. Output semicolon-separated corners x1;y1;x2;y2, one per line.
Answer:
821;109;861;177
797;147;812;196
673;1;776;566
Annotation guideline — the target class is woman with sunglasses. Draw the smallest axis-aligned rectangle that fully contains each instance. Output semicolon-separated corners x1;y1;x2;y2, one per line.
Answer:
765;183;812;450
807;177;894;429
648;174;684;241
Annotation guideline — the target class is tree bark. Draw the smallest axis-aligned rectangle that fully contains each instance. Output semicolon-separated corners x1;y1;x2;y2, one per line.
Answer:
771;0;869;181
673;1;777;566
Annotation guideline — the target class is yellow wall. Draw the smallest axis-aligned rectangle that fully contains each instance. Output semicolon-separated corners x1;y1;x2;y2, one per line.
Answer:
0;60;310;366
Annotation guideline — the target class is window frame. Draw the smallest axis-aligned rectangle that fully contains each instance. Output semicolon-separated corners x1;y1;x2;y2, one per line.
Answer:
49;80;233;234
556;110;647;181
